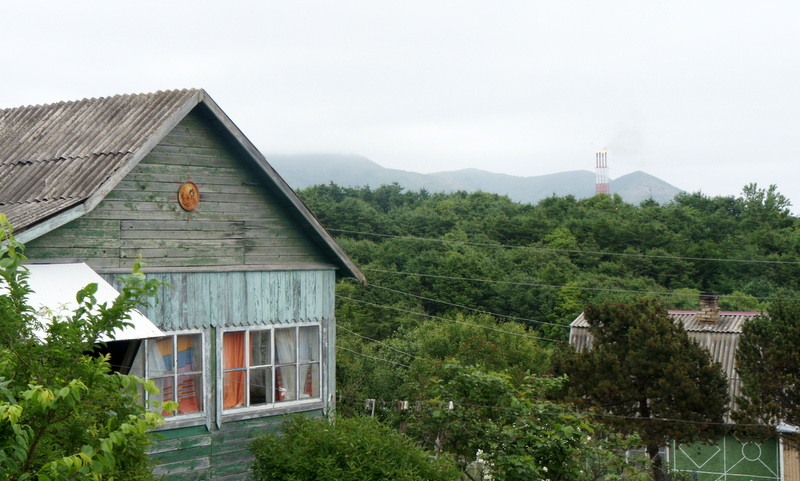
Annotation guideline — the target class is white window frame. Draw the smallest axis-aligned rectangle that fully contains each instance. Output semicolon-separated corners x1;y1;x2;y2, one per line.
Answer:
139;329;209;427
218;323;323;421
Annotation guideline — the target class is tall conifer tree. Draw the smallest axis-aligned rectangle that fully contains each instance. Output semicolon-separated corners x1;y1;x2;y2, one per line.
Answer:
551;299;728;481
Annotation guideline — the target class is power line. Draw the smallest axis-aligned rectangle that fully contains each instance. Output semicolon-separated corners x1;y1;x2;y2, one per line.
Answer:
367;283;570;329
328;228;800;266
336;394;767;429
363;268;779;301
336;294;565;343
337;345;410;368
338;324;425;360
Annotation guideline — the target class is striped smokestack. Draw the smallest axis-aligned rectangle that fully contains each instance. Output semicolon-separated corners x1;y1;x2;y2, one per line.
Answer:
595;150;609;195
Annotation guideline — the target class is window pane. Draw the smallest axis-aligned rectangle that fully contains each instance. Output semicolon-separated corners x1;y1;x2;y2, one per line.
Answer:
177;374;202;414
150;377;175;417
149;337;174;377
176;334;201;373
275;328;296;364
223;331;246;409
298;326;319;363
223;332;246;370
275;365;296;402
249;367;272;406
250;330;271;367
223;371;245;409
299;363;320;399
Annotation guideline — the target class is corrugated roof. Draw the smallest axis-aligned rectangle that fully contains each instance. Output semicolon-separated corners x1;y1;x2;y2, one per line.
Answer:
0;89;366;284
0;90;198;230
569;309;763;415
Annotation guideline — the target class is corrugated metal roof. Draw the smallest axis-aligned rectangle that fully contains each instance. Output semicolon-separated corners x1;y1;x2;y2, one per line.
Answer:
0;90;198;230
0;89;366;284
569;309;762;413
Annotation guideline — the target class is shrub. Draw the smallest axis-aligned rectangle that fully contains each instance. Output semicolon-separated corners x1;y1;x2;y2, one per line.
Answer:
250;415;459;481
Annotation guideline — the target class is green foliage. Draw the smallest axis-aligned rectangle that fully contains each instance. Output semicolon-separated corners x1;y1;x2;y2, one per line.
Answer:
335;314;551;415
405;363;650;481
249;415;460;481
550;299;729;481
0;216;168;480
735;299;800;434
302;182;800;344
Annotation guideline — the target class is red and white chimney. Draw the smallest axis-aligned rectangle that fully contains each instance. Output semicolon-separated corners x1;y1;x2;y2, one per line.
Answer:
595;150;609;195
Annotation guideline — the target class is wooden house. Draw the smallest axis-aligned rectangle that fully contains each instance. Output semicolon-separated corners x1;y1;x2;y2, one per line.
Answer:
570;294;798;481
0;89;365;480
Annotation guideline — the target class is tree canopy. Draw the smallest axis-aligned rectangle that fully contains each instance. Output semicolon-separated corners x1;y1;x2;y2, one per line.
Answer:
735;298;800;434
0;217;168;480
549;299;729;481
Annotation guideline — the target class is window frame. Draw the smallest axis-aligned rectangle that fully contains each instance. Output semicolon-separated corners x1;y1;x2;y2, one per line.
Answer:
138;329;209;428
218;323;324;421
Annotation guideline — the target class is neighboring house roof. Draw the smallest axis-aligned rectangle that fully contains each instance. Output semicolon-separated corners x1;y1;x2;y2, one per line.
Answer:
0;89;365;284
569;309;761;409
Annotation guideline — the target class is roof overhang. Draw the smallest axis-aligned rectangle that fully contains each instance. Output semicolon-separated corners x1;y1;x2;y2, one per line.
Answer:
24;262;163;342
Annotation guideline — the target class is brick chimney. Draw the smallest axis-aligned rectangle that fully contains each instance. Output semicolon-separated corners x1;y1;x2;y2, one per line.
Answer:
697;293;720;324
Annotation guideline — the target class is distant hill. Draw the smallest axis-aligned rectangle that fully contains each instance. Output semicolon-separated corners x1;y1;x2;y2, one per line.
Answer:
267;154;684;205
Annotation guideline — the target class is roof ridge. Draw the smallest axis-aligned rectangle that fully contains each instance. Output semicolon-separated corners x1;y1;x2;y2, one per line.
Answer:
0;88;200;113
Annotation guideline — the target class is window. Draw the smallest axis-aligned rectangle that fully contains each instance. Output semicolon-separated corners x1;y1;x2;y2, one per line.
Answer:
137;333;204;417
222;325;320;411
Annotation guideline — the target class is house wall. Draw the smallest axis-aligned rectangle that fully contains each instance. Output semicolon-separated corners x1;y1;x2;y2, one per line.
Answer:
784;443;800;481
24;106;331;273
149;410;324;481
21;107;344;480
107;269;335;331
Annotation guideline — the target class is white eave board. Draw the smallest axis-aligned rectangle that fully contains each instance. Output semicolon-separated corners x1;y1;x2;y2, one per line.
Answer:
23;263;163;342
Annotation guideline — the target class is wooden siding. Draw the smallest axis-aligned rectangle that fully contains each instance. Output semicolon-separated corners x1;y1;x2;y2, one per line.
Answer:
786;443;800;481
24;107;332;272
102;269;335;330
150;411;323;480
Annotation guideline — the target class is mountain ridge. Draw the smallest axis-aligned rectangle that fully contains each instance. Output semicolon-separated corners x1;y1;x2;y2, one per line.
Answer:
267;153;684;205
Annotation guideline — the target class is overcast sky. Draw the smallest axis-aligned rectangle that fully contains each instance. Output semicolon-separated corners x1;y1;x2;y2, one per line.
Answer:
3;2;800;207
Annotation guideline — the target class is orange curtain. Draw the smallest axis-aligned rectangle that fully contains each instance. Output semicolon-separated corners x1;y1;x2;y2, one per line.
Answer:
223;332;246;409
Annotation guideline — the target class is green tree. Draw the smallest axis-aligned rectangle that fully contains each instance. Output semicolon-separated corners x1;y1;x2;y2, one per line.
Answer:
0;217;168;480
249;416;460;481
550;299;729;481
734;299;800;434
406;363;649;481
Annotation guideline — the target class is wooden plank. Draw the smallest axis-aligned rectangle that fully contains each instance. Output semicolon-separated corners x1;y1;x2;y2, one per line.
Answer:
150;443;212;465
154;467;212;481
211;453;255;476
121;220;245;232
243;255;329;266
148;434;212;454
115;178;268;196
152;456;211;477
23;247;118;259
151;425;210;441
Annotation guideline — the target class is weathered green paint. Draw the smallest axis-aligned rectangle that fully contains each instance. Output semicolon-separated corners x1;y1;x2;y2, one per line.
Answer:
102;270;335;330
24;108;332;272
19;106;345;481
672;433;781;480
149;410;324;480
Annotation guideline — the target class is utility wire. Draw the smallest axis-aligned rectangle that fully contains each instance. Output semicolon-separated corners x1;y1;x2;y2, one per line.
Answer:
367;283;570;329
328;228;800;266
338;324;425;360
337;345;410;368
336;294;565;343
363;268;779;301
336;394;767;429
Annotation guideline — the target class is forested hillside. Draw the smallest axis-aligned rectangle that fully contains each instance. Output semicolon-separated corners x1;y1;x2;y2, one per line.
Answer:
299;182;799;342
296;182;798;479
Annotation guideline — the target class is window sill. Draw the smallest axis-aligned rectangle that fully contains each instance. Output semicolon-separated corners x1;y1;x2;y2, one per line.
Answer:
220;398;325;424
151;412;208;431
